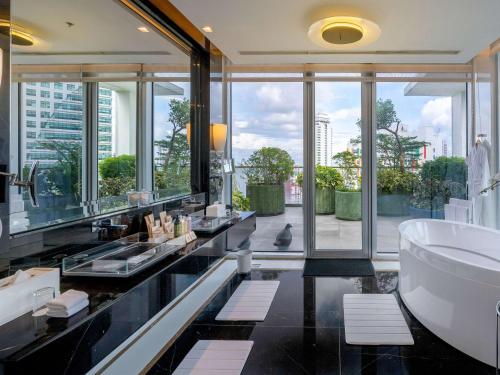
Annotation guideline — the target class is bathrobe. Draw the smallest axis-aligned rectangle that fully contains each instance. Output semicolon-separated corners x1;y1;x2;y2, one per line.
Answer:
466;141;490;225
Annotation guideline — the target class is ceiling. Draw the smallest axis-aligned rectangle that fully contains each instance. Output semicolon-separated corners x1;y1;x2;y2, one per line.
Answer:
11;0;189;65
171;0;500;65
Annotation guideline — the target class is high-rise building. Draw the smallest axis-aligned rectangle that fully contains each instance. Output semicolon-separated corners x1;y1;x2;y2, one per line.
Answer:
315;113;333;166
20;82;113;169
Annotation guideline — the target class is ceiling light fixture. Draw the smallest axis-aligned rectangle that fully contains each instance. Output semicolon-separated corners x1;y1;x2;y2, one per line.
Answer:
137;26;149;33
201;26;213;33
0;20;34;46
308;16;380;48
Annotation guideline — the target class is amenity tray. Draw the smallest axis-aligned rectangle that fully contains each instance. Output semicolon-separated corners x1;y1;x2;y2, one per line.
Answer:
191;216;231;234
62;235;181;278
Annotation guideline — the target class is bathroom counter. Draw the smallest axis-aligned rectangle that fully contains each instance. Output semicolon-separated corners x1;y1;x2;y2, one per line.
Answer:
0;211;255;375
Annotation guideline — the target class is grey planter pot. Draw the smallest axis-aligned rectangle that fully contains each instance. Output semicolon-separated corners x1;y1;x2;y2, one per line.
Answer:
246;184;285;216
335;191;361;221
377;193;410;216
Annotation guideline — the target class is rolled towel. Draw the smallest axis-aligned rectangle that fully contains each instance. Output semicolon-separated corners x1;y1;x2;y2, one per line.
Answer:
47;299;89;318
46;289;89;311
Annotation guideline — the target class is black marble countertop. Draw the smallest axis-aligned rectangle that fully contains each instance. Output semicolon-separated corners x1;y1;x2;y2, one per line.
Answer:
0;211;255;375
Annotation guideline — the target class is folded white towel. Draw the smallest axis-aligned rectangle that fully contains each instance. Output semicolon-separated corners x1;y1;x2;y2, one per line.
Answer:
46;289;89;311
444;204;456;221
47;299;89;318
454;205;469;224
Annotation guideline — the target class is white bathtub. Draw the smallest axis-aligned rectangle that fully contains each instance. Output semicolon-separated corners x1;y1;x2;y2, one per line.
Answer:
399;219;500;367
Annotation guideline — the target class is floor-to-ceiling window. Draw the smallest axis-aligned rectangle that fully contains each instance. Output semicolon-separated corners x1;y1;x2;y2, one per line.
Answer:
375;80;468;254
231;78;303;252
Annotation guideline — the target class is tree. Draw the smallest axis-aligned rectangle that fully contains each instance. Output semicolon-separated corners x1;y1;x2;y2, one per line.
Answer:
352;99;428;172
241;147;295;185
332;151;359;190
36;141;82;201
154;98;191;193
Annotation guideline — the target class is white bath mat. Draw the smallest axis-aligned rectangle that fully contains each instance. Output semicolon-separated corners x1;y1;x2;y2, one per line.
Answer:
343;294;414;345
215;280;280;321
173;340;253;375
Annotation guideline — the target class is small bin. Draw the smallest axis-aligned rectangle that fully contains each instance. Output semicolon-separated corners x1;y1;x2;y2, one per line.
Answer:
237;250;252;274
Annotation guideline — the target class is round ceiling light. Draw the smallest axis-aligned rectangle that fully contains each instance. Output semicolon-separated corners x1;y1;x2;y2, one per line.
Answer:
308;16;380;48
0;20;34;46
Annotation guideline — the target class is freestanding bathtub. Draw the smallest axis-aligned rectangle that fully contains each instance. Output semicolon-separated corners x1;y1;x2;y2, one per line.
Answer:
399;219;500;367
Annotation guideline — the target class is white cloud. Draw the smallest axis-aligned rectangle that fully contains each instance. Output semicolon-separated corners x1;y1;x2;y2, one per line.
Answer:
234;120;249;129
280;123;300;132
420;97;451;128
232;132;302;163
329;107;361;122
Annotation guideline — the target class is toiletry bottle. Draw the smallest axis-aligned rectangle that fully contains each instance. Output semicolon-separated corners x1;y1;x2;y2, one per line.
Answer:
187;216;192;232
182;215;188;234
174;215;182;237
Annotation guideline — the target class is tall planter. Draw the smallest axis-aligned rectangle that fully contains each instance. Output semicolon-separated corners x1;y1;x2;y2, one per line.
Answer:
377;193;410;216
246;184;284;216
316;188;335;215
335;191;361;221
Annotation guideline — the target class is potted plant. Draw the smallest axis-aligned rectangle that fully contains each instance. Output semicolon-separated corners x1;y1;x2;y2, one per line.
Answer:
297;165;344;214
377;168;418;216
241;147;294;216
333;151;362;221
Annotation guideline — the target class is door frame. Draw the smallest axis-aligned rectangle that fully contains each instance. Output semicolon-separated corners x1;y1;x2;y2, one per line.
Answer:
305;75;374;259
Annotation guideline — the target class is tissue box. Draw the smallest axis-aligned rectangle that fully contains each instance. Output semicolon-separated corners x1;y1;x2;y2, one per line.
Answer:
206;204;226;217
0;268;60;326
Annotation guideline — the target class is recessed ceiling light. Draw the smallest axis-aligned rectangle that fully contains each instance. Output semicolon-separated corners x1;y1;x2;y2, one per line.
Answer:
202;26;213;33
308;16;381;48
137;26;149;33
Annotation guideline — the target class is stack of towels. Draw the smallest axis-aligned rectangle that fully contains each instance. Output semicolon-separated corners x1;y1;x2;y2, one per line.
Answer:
47;289;89;318
444;198;473;224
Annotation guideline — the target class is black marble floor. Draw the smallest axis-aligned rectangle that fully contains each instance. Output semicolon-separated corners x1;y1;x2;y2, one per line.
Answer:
149;270;496;375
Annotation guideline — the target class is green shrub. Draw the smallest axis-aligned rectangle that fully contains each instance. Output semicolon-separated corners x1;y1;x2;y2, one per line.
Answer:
232;189;250;211
297;165;344;190
99;154;136;179
377;169;419;194
242;147;294;185
99;155;136;197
